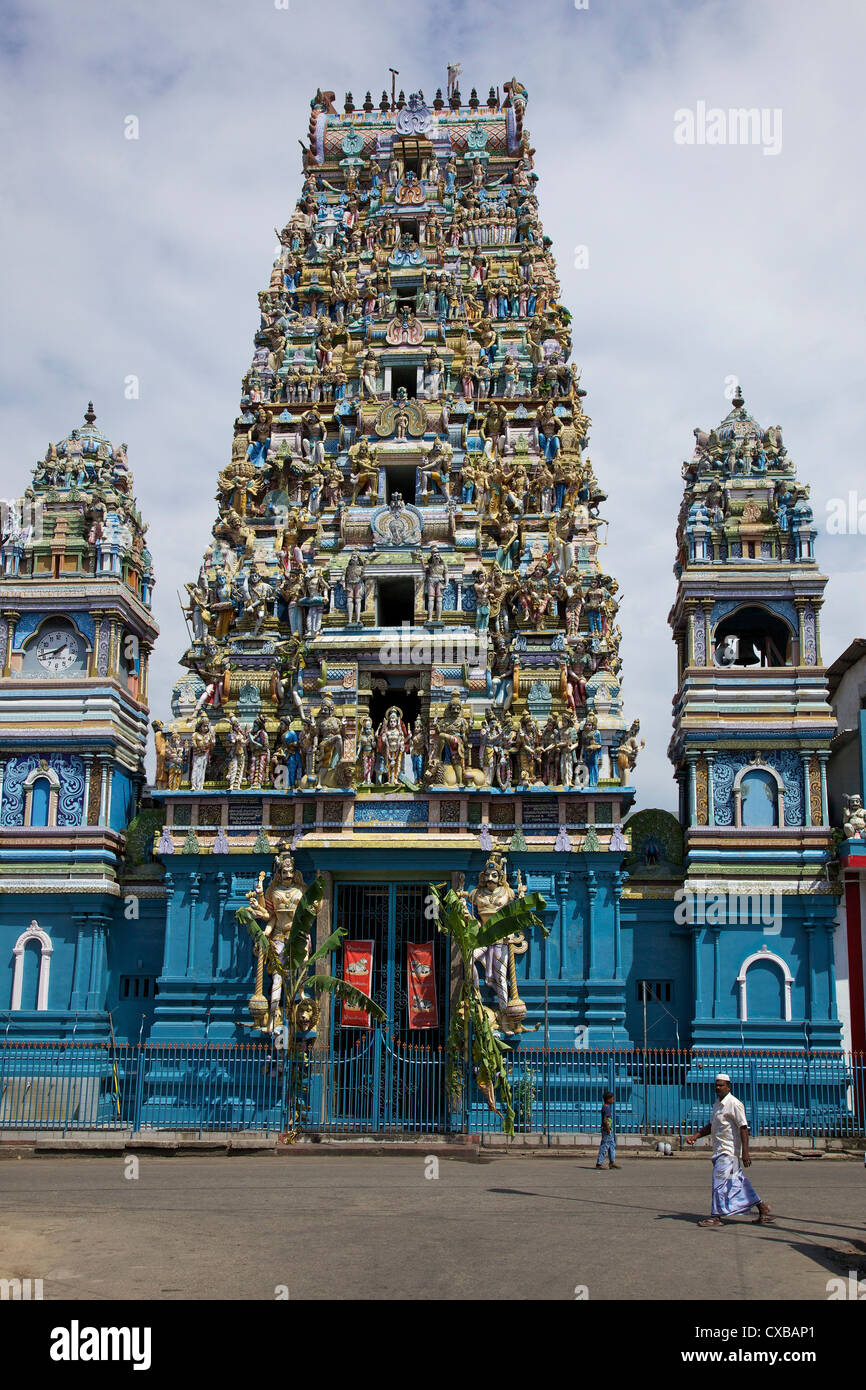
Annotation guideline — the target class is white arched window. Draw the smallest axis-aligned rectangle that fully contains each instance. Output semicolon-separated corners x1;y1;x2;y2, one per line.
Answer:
11;921;53;1010
736;945;793;1022
732;760;786;829
22;764;61;828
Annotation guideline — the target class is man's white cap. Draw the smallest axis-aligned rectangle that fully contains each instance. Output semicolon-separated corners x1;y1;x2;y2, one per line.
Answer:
715;1072;731;1083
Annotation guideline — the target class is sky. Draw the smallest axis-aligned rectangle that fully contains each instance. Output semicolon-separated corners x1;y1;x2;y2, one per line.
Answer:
1;0;864;808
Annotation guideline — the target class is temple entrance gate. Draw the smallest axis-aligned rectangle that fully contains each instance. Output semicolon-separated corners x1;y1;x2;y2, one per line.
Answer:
325;881;451;1132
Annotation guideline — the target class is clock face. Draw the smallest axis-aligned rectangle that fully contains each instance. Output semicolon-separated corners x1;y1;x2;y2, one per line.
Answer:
35;627;80;674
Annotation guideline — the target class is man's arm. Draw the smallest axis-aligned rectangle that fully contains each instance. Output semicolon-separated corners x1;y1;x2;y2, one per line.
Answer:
686;1123;711;1146
740;1125;752;1166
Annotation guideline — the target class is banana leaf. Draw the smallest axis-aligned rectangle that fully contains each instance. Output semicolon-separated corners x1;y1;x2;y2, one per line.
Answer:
286;876;325;969
309;974;387;1022
236;907;269;952
306;926;347;964
475;891;548;948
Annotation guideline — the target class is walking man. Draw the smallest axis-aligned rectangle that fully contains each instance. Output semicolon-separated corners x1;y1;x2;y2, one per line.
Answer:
595;1089;619;1170
686;1073;774;1228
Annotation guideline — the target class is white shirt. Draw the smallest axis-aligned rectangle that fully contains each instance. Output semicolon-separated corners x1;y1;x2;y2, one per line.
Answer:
711;1092;748;1157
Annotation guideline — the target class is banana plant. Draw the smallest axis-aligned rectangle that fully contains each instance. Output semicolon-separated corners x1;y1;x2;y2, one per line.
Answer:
428;879;547;1137
237;875;385;1134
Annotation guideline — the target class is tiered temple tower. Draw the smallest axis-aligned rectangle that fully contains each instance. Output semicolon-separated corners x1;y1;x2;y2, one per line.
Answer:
149;79;640;1049
0;407;158;1039
667;387;841;1049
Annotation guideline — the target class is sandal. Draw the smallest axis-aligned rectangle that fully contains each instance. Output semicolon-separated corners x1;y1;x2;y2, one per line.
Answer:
697;1217;723;1227
753;1212;775;1224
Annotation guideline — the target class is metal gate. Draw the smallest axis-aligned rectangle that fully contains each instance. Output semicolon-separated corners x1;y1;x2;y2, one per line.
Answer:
325;882;451;1132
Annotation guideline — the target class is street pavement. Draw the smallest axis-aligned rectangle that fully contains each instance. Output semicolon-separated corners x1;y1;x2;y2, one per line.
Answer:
0;1154;862;1300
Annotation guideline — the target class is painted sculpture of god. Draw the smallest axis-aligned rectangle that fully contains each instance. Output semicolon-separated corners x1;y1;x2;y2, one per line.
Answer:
245;846;319;1032
463;852;530;1033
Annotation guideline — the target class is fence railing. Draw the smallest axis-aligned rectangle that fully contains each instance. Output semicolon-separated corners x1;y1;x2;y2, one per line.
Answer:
0;1041;863;1140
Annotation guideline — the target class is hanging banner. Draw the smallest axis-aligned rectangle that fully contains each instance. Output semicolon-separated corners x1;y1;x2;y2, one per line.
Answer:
407;941;438;1029
341;939;374;1029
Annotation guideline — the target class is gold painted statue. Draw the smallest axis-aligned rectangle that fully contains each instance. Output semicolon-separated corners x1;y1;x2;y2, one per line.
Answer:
243;846;319;1032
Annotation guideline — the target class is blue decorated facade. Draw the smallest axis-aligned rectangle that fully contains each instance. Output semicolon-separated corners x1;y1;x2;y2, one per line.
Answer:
0;83;856;1131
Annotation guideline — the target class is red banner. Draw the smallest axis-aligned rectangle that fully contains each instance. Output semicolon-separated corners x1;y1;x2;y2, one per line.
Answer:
341;939;374;1029
407;942;438;1029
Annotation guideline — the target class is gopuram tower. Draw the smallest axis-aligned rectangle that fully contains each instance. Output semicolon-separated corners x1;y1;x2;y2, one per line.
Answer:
668;388;841;1050
150;79;640;1054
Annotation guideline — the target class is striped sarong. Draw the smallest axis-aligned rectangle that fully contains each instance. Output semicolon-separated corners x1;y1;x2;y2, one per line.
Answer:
711;1154;761;1216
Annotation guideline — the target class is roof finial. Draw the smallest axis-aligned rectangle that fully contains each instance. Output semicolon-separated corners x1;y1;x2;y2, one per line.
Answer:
84;401;96;426
731;384;744;409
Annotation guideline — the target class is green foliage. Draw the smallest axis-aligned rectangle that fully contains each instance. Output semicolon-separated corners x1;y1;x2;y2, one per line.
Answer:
236;875;382;1031
428;878;548;1138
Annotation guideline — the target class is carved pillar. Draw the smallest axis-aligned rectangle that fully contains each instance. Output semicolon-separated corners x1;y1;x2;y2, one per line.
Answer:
81;754;93;827
90;609;104;676
710;928;721;1018
817;753;829;827
800;753;812;828
824;925;839;1021
2;611;18;676
705;751;715;826
554;870;569;982
685;751;698;826
612;870;627;980
585;869;598;979
804;923;816;1021
86;916;110;1011
692;926;705;1018
186;873;201;977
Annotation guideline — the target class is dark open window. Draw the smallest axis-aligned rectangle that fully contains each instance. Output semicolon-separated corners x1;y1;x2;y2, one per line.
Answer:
385;464;417;503
377;576;415;627
713;606;792;668
391;364;417;398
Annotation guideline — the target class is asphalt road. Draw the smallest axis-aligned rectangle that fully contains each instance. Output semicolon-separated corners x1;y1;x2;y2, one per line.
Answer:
0;1154;862;1301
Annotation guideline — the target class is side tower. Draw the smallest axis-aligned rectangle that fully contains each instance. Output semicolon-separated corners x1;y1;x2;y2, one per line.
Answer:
668;387;841;1049
0;407;158;1038
149;79;639;1056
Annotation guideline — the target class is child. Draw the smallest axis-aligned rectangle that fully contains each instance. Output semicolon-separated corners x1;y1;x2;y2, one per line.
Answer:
595;1089;619;1169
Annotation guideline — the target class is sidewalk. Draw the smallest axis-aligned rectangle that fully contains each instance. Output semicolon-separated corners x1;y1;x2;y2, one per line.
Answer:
0;1130;863;1157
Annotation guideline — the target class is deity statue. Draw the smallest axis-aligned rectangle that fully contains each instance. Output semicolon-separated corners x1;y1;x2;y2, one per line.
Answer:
312;696;344;788
581;711;602;787
348;435;379;503
248;714;271;790
226;715;249;790
462;852;530;1031
164;728;185;791
436;689;470;786
152;720;168;788
343;548;370;624
190;715;215;791
424;543;448;623
302;565;330;636
843;794;866;841
243;846;320;1032
376;706;409;785
419;438;453;500
614;719;643;787
356;715;376;784
301;408;327;467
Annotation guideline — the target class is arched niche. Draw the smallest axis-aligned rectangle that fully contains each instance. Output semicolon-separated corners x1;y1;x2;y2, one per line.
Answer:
736;946;793;1022
732;761;785;828
11;921;53;1011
